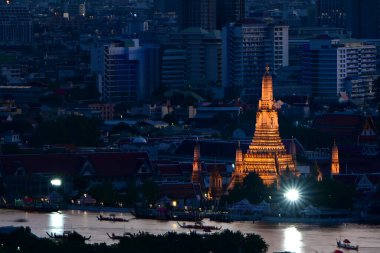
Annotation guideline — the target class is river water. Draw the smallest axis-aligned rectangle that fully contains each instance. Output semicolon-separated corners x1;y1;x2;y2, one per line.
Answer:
0;209;379;253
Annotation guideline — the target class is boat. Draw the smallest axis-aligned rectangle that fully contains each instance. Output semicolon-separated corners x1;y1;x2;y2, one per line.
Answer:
46;231;91;242
177;221;222;232
97;214;129;222
336;238;359;250
130;207;202;221
106;232;132;240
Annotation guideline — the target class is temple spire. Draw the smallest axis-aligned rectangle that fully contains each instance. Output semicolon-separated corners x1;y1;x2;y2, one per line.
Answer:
243;63;297;186
227;141;245;191
192;139;202;184
260;64;274;109
331;140;340;175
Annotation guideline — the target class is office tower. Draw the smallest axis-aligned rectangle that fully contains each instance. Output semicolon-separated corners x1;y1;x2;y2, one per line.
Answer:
222;21;289;99
0;4;32;44
161;48;186;89
65;0;86;19
103;41;139;103
161;28;222;89
178;0;216;31
316;0;347;28
347;0;380;39
302;38;376;102
216;0;245;30
153;0;179;13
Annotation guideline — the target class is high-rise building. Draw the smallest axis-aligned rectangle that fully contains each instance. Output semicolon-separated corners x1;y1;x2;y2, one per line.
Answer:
161;28;222;89
103;41;138;103
65;0;86;19
316;0;347;28
100;39;160;102
153;0;179;13
0;4;32;44
222;21;289;100
177;0;216;31
232;67;297;186
161;48;186;89
346;0;380;39
216;0;245;30
302;38;377;102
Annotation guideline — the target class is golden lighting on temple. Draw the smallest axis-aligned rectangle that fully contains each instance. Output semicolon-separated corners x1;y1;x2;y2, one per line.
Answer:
231;65;297;187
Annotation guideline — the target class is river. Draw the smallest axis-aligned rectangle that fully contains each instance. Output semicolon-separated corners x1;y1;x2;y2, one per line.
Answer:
0;209;379;253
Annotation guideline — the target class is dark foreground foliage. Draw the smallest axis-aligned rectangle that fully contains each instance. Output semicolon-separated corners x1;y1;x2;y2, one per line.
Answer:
0;227;268;253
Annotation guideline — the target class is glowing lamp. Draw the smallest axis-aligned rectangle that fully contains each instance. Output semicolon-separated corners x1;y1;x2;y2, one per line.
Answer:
50;179;62;186
284;189;299;202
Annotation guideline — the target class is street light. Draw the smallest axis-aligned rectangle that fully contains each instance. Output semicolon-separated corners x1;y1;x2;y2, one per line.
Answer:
50;179;62;187
284;189;300;202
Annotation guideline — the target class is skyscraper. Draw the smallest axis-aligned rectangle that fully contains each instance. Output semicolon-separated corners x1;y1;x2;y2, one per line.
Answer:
0;4;32;44
178;0;216;31
302;38;377;102
347;0;380;39
103;41;138;103
161;28;222;89
222;21;288;100
316;0;347;28
216;0;245;30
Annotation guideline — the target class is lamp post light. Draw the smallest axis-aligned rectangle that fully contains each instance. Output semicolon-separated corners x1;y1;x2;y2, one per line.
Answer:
284;189;300;202
50;179;62;187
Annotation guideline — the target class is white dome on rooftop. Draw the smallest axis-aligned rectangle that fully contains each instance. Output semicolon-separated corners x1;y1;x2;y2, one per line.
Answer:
132;137;147;144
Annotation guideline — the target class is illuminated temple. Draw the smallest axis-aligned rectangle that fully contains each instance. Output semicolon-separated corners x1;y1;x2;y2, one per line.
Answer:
230;66;297;187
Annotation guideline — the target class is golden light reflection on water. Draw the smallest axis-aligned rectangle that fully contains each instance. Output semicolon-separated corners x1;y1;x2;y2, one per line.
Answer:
48;213;64;233
283;226;302;253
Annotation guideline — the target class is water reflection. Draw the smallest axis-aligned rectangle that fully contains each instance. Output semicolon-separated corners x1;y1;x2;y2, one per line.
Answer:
48;213;64;233
283;226;302;253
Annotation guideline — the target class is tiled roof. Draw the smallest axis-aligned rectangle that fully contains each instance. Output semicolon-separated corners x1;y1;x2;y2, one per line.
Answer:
0;152;150;177
156;164;182;175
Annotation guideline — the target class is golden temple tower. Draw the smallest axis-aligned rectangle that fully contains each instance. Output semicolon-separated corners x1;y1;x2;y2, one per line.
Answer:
331;140;340;175
228;141;245;190
242;66;296;185
192;140;202;184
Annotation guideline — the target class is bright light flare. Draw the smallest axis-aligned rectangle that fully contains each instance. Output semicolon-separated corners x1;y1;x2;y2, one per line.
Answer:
284;189;299;202
50;179;62;186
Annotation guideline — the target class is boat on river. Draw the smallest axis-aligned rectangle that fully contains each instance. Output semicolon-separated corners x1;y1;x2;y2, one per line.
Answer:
106;232;132;240
97;214;129;222
130;207;202;221
46;230;91;242
336;238;359;250
177;221;222;232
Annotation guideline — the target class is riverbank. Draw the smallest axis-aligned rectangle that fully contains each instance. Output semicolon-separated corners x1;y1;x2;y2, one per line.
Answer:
260;216;362;224
65;205;130;213
0;226;268;253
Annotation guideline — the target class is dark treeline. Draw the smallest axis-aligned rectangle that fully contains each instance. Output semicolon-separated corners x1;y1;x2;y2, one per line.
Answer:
0;227;268;253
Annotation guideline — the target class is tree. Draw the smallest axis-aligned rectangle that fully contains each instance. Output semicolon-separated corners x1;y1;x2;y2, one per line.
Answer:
223;172;267;205
141;180;159;205
31;115;101;146
88;182;120;207
162;113;179;125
